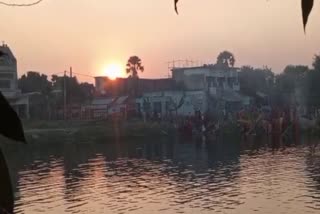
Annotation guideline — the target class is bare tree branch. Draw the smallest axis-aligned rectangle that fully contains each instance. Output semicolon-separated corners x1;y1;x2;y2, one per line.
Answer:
0;0;44;7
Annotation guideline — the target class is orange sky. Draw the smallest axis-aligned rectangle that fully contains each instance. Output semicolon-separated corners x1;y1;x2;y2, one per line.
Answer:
1;0;320;83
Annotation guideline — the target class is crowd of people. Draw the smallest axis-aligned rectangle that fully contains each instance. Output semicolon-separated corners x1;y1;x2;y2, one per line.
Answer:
172;106;303;144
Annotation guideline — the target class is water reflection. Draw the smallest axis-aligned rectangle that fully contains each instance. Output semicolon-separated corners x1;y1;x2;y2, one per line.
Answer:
2;138;320;213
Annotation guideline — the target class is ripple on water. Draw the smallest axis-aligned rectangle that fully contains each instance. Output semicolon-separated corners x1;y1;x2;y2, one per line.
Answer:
6;143;320;213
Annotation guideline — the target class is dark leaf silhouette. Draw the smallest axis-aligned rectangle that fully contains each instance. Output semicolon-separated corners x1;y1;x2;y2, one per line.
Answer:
174;0;179;14
0;92;26;143
0;149;14;213
302;0;314;31
174;0;315;31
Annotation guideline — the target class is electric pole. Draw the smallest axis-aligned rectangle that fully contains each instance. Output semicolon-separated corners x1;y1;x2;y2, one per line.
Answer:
64;70;67;120
69;66;72;119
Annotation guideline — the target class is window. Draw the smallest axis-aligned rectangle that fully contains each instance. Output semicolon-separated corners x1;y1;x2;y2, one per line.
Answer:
218;77;224;87
136;103;141;113
228;77;234;87
0;80;11;88
153;102;162;113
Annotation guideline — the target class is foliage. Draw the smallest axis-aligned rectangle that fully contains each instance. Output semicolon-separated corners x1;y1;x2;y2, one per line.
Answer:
312;54;320;71
302;0;314;30
239;66;274;96
216;51;235;68
276;65;308;94
126;56;144;78
174;0;179;14
126;56;144;96
51;75;94;105
18;71;52;95
304;54;320;108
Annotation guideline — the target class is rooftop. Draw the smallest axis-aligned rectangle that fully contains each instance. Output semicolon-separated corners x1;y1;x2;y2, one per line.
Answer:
0;43;16;66
171;64;239;72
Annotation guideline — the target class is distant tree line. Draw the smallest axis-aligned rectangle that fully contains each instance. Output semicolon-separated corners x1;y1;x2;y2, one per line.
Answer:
235;53;320;114
18;72;94;119
18;72;94;104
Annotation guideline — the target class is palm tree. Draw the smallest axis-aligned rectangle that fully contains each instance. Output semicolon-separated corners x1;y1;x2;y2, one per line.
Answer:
126;56;144;96
126;56;144;78
216;51;235;68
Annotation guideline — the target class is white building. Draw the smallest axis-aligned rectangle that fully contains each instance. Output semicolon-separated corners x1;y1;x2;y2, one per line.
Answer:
172;65;240;94
0;43;29;118
172;65;250;113
136;90;207;116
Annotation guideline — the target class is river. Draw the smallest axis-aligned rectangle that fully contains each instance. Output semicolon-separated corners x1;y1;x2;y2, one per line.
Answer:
3;138;320;214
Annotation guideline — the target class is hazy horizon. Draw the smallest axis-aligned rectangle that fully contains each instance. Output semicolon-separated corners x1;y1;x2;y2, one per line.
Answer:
1;0;320;83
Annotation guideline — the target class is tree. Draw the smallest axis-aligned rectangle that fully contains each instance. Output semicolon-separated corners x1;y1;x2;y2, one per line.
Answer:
312;54;320;71
239;66;274;96
274;65;308;106
79;82;95;103
305;70;320;109
18;71;52;95
277;65;308;91
305;55;320;110
126;56;144;97
216;51;235;68
126;56;144;78
51;75;93;105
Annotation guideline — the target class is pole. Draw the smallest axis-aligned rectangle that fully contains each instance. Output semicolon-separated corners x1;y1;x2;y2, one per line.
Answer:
70;66;72;78
69;67;72;119
64;70;67;120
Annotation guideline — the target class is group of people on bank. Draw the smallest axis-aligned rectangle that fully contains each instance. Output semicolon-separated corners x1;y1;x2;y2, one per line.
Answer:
173;106;303;143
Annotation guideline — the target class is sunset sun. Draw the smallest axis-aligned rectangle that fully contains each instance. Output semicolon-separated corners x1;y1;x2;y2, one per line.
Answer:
103;63;124;80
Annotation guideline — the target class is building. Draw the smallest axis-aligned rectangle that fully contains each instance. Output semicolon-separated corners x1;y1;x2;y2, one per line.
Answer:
91;64;250;119
172;64;240;94
0;43;29;118
94;76;177;96
135;90;207;117
172;65;250;114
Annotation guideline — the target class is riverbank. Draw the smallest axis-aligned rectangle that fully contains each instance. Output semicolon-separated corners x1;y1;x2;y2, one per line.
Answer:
23;120;176;144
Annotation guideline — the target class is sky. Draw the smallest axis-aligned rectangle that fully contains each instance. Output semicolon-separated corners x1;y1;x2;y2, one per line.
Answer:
1;0;320;83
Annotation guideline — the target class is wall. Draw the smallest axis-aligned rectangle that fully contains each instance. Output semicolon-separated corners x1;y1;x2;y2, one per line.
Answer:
94;77;176;96
172;66;240;93
136;90;207;116
0;44;19;95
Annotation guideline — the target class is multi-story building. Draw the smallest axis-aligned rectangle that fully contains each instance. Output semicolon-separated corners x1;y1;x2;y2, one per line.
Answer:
172;64;240;94
91;64;250;118
0;43;29;118
172;65;250;113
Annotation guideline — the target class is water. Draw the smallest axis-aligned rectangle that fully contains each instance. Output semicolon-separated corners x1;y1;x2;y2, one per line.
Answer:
3;139;320;214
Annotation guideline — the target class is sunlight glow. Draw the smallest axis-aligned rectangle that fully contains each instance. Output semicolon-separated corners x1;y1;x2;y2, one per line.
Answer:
102;63;124;80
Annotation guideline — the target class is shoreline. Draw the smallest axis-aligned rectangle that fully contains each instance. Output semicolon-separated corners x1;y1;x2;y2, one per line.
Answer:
23;120;176;143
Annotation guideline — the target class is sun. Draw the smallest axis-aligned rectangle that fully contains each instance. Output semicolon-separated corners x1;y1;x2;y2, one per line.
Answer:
103;63;124;80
